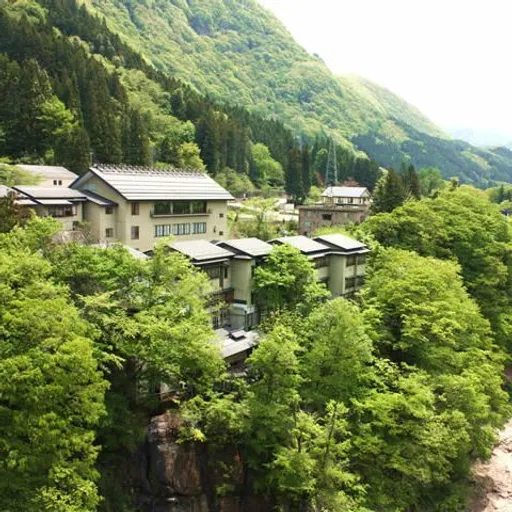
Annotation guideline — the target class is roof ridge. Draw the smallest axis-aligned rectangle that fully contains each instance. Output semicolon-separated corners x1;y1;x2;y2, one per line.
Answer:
92;164;206;177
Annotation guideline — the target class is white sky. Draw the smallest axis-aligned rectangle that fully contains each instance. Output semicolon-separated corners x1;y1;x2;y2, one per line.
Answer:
258;0;512;141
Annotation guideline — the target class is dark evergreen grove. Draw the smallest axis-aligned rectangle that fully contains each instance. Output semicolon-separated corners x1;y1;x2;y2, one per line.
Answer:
0;0;380;197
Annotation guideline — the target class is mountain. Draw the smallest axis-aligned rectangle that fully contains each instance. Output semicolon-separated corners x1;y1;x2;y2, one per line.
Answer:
448;127;512;148
78;0;512;185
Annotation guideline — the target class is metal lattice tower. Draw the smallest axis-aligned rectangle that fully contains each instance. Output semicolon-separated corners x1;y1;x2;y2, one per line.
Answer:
325;138;338;185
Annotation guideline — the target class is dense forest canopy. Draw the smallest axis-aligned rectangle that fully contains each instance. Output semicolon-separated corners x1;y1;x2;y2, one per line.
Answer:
1;185;512;511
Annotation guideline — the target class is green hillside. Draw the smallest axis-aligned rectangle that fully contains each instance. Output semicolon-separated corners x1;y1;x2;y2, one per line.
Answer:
82;0;512;184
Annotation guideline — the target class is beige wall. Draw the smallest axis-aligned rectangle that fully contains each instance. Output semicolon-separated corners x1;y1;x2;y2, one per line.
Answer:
230;259;253;304
30;202;83;231
79;175;229;252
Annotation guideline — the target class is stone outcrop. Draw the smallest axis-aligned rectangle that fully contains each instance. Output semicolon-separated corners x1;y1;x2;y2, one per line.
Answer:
469;421;512;512
135;411;271;512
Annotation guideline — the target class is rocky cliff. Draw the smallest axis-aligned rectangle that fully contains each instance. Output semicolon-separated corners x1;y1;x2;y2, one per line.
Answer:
135;411;271;512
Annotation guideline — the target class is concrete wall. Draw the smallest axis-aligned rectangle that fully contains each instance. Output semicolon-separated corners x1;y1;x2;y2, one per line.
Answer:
299;206;369;236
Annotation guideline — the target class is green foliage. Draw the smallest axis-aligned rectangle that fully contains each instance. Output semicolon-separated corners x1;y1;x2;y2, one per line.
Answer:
418;166;447;196
371;168;407;213
0;191;24;232
253;243;329;315
215;167;255;197
0;226;108;511
250;143;284;188
362;187;512;349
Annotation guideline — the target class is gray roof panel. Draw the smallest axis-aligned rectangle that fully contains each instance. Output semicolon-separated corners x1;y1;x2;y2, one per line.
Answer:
218;237;273;257
13;186;87;200
322;186;370;198
171;240;234;262
80;190;118;206
314;234;367;251
85;165;233;201
271;235;329;254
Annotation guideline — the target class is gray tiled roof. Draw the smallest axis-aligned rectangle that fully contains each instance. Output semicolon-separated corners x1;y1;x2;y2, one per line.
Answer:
0;185;38;205
271;235;329;254
170;240;234;262
77;165;233;201
314;234;367;252
13;186;87;200
218;238;273;257
16;164;78;181
322;186;370;198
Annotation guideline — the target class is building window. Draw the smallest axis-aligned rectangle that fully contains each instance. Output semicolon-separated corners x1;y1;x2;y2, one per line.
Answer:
345;277;356;289
105;228;114;238
193;222;207;234
105;206;113;215
131;202;140;215
322;214;332;221
224;266;228;279
47;205;76;218
173;201;190;215
357;254;366;265
315;256;328;268
356;276;365;287
347;255;357;267
191;201;207;214
154;201;172;215
219;213;224;218
53;180;57;185
58;180;62;186
205;266;221;280
304;221;312;228
154;224;172;237
219;231;224;236
131;226;139;240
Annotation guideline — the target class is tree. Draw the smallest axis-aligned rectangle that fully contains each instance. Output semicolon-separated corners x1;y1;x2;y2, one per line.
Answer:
301;299;373;409
0;191;24;233
0;234;107;511
371;168;407;213
250;143;284;188
418;167;446;196
403;163;421;199
253;243;329;315
362;187;512;349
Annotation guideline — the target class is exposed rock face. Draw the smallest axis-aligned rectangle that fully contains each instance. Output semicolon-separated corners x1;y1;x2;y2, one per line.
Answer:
469;421;512;512
136;411;271;512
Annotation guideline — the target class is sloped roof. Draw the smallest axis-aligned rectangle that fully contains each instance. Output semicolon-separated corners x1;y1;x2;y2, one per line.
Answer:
314;234;367;252
72;164;233;201
80;190;117;206
13;186;87;200
16;164;78;181
0;185;12;198
322;186;370;198
218;238;273;257
271;235;329;254
170;240;234;263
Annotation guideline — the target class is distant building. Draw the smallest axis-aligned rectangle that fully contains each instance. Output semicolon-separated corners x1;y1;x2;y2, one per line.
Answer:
11;185;87;231
298;184;371;236
16;164;78;187
71;164;233;251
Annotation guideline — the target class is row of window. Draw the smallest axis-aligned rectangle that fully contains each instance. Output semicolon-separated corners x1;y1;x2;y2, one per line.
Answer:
153;201;207;216
346;255;366;267
154;222;207;237
47;205;77;218
345;276;365;289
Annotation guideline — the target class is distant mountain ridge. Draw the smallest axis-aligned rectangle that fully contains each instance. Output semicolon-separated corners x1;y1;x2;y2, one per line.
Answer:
79;0;512;185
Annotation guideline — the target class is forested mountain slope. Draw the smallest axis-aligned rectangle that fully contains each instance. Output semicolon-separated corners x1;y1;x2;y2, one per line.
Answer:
83;0;512;185
0;0;384;199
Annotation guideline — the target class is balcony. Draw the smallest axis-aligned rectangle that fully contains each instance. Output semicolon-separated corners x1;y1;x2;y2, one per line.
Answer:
150;211;210;218
150;200;211;217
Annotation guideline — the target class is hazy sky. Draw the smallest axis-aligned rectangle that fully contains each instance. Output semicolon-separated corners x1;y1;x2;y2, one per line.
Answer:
259;0;512;142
